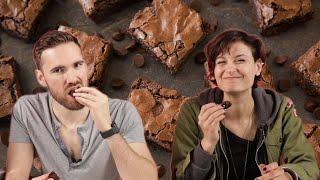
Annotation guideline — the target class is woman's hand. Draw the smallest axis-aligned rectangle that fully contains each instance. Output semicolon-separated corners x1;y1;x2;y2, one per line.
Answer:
198;103;226;154
256;163;293;180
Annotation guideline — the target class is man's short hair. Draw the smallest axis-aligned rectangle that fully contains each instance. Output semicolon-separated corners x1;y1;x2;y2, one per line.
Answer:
33;30;80;70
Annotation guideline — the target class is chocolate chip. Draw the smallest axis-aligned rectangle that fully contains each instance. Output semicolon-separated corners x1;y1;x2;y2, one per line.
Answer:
32;86;47;94
274;55;289;66
114;47;128;57
194;52;206;64
209;0;220;6
313;107;320;120
125;40;137;51
277;79;291;92
112;30;125;41
0;131;9;147
221;101;232;109
133;54;145;68
157;164;166;178
304;100;319;113
190;0;201;12
48;171;59;180
111;78;125;89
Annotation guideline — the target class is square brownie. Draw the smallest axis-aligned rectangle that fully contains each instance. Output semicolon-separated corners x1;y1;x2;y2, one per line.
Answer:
253;0;313;36
58;26;112;86
303;123;320;168
290;40;320;96
0;55;21;119
0;0;50;40
128;0;207;74
78;0;141;22
129;77;187;151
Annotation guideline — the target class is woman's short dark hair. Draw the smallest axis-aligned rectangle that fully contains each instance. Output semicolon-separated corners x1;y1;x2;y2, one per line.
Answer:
204;29;267;88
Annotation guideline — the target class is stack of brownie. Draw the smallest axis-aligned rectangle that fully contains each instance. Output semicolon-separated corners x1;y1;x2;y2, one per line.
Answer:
290;40;320;97
77;0;141;22
128;0;207;74
129;77;187;151
58;26;112;86
0;55;21;119
253;0;313;35
302;123;320;168
0;0;50;40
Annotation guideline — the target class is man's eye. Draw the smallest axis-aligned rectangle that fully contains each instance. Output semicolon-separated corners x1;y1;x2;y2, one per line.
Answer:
237;59;245;62
75;62;83;68
53;68;64;73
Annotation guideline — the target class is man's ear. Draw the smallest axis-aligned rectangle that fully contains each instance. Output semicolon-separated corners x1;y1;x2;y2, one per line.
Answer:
255;58;264;76
35;69;47;88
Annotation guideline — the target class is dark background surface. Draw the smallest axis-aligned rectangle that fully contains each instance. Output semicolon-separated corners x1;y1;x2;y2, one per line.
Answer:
0;0;320;179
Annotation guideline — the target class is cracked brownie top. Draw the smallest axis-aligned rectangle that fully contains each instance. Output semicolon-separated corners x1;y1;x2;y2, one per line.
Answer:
129;0;205;73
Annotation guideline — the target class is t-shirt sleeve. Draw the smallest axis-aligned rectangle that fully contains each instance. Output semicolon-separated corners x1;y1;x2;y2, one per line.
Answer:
9;100;32;143
119;101;146;144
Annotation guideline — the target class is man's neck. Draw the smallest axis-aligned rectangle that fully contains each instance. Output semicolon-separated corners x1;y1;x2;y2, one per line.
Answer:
51;98;89;129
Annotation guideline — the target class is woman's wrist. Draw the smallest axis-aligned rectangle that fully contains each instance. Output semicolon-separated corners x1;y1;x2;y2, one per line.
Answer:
200;139;217;155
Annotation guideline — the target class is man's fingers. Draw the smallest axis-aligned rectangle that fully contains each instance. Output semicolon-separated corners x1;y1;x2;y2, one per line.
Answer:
31;173;50;180
73;92;99;102
75;87;100;96
75;96;95;107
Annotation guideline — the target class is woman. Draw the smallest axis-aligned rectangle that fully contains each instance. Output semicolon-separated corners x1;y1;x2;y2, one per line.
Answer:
171;29;319;180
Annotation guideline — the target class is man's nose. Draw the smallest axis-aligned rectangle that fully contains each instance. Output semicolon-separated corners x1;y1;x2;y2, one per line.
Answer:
65;69;80;84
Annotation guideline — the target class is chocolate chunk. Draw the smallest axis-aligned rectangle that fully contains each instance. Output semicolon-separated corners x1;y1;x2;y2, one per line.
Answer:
111;78;125;89
157;164;166;178
114;48;128;57
190;0;201;12
274;55;289;66
48;171;59;180
112;30;125;41
277;79;291;92
304;100;319;113
209;0;220;6
313;107;320;120
194;52;206;64
221;101;232;110
133;54;145;68
32;86;47;94
0;131;9;147
125;40;137;51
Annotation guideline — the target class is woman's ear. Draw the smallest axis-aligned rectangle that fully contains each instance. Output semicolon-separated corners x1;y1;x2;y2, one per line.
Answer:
255;58;264;76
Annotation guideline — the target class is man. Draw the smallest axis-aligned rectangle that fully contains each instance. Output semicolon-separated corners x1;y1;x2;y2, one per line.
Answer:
5;30;157;180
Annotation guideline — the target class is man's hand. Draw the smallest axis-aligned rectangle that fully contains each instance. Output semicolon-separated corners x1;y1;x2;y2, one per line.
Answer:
256;162;293;180
31;173;54;180
73;87;112;132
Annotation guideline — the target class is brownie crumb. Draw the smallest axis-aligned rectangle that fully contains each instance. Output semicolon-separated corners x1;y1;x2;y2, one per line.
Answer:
133;54;145;68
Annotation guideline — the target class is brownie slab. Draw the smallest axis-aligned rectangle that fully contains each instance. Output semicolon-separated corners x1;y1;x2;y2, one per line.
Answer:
129;77;187;151
128;0;206;74
58;26;112;86
253;0;313;36
78;0;141;22
0;55;21;119
0;0;50;40
290;40;320;96
302;123;320;169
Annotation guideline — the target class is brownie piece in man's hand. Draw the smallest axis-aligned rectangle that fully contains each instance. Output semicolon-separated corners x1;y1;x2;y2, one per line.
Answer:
48;171;59;180
128;0;207;74
0;0;50;40
290;40;320;96
129;77;188;151
58;26;112;86
0;55;21;119
253;0;313;36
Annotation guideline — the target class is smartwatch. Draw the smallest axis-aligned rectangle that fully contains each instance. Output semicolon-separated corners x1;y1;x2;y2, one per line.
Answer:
100;121;120;139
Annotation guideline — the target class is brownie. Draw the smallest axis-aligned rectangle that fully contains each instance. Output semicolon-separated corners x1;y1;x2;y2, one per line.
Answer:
129;77;187;151
58;26;112;86
0;0;50;40
253;0;313;36
290;40;320;96
0;55;21;119
303;123;320;168
203;62;274;89
128;0;207;74
78;0;141;22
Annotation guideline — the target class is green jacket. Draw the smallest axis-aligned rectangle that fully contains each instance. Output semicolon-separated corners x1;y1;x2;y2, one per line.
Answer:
171;87;319;180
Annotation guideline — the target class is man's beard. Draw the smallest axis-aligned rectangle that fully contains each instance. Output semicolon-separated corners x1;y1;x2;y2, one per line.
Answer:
48;83;85;110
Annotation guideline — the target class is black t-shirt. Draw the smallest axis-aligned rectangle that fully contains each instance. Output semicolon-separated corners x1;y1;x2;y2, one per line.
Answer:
221;124;261;180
